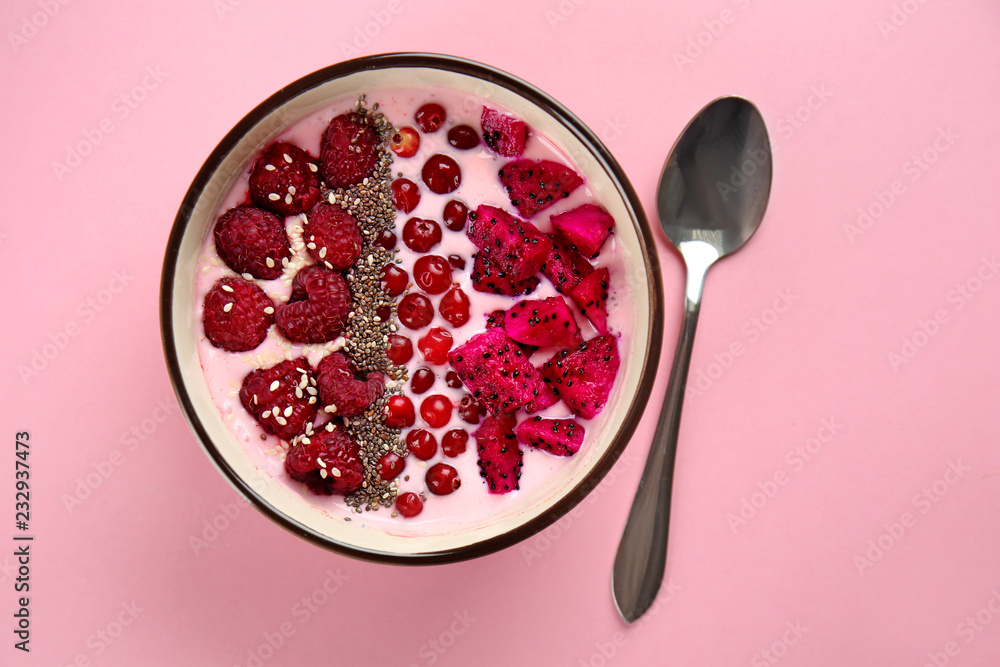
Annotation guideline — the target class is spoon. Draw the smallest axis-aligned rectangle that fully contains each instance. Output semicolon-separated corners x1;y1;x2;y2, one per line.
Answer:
612;96;773;623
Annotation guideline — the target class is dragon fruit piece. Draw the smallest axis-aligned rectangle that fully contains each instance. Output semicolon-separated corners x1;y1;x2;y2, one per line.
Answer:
504;296;582;349
470;253;540;296
541;334;620;419
485;308;538;357
498;159;583;218
475;413;522;494
447;328;545;416
550;203;615;258
467;205;551;281
481;107;528;157
516;417;585;456
541;233;594;295
570;267;610;334
523;372;558;413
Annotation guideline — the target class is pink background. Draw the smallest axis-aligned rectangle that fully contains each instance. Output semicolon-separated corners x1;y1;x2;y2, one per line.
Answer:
2;0;999;665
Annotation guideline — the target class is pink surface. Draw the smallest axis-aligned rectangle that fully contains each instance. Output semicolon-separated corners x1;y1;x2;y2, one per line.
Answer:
2;0;998;665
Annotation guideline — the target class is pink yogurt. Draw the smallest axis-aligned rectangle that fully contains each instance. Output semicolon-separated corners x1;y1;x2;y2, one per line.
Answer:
193;85;629;537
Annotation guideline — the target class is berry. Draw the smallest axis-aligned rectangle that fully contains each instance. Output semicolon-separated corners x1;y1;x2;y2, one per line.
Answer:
413;255;452;294
499;159;583;218
202;277;274;352
467;205;551;281
417;327;453;365
447;254;466;270
550;203;616;258
481;107;528;157
378;451;405;481
376;305;391;321
444;370;463;389
406;429;437;460
389;126;420;157
319;112;380;188
395;491;423;517
385;395;415;428
420;394;453;428
541;334;620;419
402;217;442;252
414;103;446;133
397;293;434;329
248;141;322;217
391;178;421;213
376;227;397;250
386;333;413;365
239;358;317;441
504;296;583;348
516;417;585;456
274;265;352;343
381;264;409;296
426;463;460;495
458;394;487;425
443;199;469;231
447;328;544;416
438;287;470;327
441;429;468;457
410;367;435;394
304;203;363;270
422;154;461;194
447;125;479;150
284;427;363;495
315;351;385;418
475;414;522;494
214;205;290;280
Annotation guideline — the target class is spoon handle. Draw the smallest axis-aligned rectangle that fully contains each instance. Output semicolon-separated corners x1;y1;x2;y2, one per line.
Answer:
612;243;714;623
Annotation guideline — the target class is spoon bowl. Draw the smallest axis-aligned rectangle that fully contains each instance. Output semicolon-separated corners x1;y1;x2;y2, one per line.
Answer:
612;96;772;622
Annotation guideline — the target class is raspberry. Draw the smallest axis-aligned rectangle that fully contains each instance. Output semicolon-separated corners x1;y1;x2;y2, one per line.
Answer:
284;427;363;495
319;112;381;188
202;276;274;352
248;141;322;217
304;203;363;271
275;265;352;343
315;351;385;418
239;358;317;441
214;205;290;280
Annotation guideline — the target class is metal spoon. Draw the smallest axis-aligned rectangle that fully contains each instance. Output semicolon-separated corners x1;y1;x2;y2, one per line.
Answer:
612;96;773;623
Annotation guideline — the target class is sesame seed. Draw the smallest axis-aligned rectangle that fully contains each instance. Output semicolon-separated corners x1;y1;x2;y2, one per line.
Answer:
264;307;274;314
317;457;326;468
308;163;318;172
285;193;293;205
268;193;280;201
331;468;341;478
319;247;327;258
283;406;293;417
262;410;271;418
223;302;233;312
265;164;276;171
275;416;287;426
242;273;253;280
288;185;296;195
266;257;275;268
320;468;328;479
283;153;293;163
269;381;280;391
221;284;234;293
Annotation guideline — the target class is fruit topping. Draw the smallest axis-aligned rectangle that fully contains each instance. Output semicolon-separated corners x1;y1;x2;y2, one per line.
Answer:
443;199;469;231
380;264;409;296
481;107;528;157
376;227;397;250
239;358;317;441
470;253;540;297
274;265;352;343
386;333;413;365
541;334;620;419
421;154;462;194
397;293;434;330
438;286;470;327
319;112;380;188
314;351;385;418
213;205;290;280
385;395;416;428
444;370;463;388
304;203;363;271
426;463;461;496
284;427;363;495
570;267;610;334
447;328;545;416
441;429;469;457
420;394;453;428
395;491;423;517
458;394;488;425
541;233;594;295
378;451;405;481
389;126;420;157
402;217;442;252
550;203;616;257
410;367;435;394
406;429;437;460
417;327;453;365
499;159;583;218
504;296;583;348
248;141;322;217
515;417;584;456
391;177;421;213
413;255;452;294
475;414;522;494
468;205;551;281
414;103;446;133
202;276;274;352
447;125;479;150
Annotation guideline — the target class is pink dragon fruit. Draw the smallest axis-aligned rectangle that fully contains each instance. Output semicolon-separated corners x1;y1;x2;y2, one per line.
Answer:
570;267;610;334
541;233;594;295
468;205;551;281
481;107;528;157
470;253;540;296
498;159;583;218
504;296;582;348
541;334;620;419
447;328;545;416
515;417;585;456
550;203;615;258
523;377;559;414
475;413;522;494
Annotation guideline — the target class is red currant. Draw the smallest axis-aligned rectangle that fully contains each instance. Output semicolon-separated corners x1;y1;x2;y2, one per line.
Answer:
397;293;434;330
402;217;442;252
442;199;469;231
385;395;415;428
420;394;453;428
441;429;469;457
406;428;437;460
378;451;405;481
376;227;397;250
381;264;409;296
458;394;487;425
414;103;446;133
447;125;479;150
376;305;391;321
395;491;423;517
447;254;466;270
390;126;420;157
391;178;421;213
417;327;453;365
444;370;463;389
410;367;435;394
386;333;413;365
426;463;461;495
421;154;461;195
438;286;470;327
413;255;452;294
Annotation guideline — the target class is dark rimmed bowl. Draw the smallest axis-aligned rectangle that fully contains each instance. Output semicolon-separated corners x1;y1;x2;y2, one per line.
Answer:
160;53;663;564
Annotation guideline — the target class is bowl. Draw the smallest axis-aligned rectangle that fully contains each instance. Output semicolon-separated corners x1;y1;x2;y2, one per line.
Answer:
160;53;663;564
